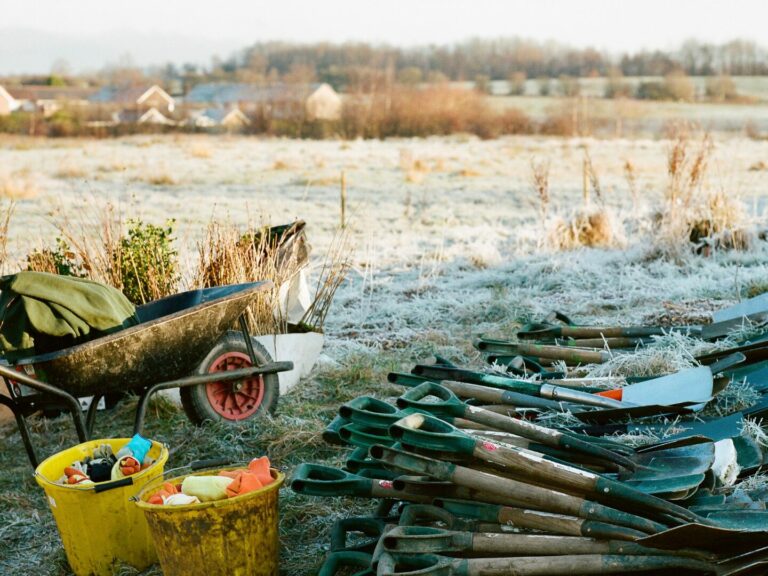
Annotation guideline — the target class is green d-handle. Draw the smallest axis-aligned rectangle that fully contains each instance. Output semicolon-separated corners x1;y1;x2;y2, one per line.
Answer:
318;551;374;576
331;516;386;553
341;396;402;429
389;413;475;455
376;553;457;576
396;382;465;418
339;422;398;449
388;372;436;387
290;463;374;497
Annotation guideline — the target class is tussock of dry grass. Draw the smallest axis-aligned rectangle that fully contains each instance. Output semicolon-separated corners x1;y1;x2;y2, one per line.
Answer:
651;128;752;258
187;142;213;159
547;209;624;250
55;163;87;180
0;174;39;199
585;332;716;378
194;220;310;334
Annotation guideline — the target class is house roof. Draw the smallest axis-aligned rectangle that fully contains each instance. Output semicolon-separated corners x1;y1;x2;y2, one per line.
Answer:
91;84;173;105
5;85;97;101
188;107;249;126
114;107;174;125
185;82;328;104
0;86;16;104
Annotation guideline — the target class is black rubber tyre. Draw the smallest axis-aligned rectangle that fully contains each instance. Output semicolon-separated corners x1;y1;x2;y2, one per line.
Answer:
180;331;279;425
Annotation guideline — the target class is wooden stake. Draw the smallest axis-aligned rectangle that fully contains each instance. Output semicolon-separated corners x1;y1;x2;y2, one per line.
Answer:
340;170;347;229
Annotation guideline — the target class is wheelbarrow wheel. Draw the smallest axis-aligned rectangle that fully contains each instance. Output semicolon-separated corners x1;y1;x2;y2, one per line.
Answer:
180;331;279;425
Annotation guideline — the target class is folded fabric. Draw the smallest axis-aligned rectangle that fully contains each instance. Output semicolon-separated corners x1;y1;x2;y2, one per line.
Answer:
164;493;200;506
148;482;181;505
0;271;139;359
181;475;232;502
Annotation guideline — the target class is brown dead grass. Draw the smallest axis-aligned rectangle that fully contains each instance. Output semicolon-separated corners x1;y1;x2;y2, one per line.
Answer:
0;174;39;199
194;220;310;334
188;142;213;159
55;162;87;179
548;209;622;250
652;128;750;257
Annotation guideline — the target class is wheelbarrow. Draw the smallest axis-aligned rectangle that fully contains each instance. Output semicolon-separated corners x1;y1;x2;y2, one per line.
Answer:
0;281;293;467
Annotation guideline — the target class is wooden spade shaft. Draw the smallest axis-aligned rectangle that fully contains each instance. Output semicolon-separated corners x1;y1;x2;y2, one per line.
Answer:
382;526;663;556
371;446;664;534
436;499;646;542
376;553;713;576
471;439;703;525
458;404;637;471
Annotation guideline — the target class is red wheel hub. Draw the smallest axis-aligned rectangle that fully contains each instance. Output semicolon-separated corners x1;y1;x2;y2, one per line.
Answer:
205;351;265;420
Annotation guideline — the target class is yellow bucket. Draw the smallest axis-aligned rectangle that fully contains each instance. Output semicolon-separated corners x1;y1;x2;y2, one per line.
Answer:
135;465;285;576
34;438;168;576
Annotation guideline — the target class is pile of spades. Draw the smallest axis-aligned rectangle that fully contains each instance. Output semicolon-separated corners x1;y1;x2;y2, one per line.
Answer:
291;293;768;575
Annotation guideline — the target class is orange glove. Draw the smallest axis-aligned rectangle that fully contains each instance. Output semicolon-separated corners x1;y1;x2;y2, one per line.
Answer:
119;456;142;476
225;471;263;498
148;482;179;505
223;456;274;498
248;456;274;486
64;466;91;485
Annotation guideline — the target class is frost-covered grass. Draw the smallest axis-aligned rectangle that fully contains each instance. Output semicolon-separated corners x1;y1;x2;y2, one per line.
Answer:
1;134;768;574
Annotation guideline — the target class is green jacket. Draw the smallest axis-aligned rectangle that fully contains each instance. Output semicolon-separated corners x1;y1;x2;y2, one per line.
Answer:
0;271;139;359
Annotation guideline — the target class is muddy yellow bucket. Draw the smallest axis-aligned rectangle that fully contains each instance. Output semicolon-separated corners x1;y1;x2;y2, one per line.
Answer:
135;465;285;576
34;438;168;576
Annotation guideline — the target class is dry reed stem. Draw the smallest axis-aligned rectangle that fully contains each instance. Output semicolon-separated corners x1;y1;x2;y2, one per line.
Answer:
195;220;311;334
530;158;550;222
47;199;125;289
300;227;353;331
583;149;603;206
0;200;14;273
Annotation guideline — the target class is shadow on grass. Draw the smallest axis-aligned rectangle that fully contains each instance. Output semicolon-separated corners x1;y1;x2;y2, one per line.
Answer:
0;347;403;576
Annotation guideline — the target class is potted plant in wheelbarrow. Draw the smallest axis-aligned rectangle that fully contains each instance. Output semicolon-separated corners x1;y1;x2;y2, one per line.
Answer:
182;220;350;424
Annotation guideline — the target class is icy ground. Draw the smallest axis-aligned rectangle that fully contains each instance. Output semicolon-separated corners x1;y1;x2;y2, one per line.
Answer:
2;133;768;368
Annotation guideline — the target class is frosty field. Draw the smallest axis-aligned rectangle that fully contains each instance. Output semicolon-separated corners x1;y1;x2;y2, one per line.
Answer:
2;133;768;574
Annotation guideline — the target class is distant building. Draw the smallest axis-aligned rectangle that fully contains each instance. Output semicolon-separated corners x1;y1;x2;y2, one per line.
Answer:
186;107;250;130
0;86;18;116
112;107;174;125
3;85;95;117
184;83;342;121
91;85;176;115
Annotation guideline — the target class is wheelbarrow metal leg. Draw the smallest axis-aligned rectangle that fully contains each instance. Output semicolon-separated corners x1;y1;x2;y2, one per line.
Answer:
0;364;88;444
238;314;259;365
0;391;38;467
85;394;103;437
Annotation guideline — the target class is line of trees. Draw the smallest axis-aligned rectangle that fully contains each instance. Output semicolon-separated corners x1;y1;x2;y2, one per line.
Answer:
180;38;768;91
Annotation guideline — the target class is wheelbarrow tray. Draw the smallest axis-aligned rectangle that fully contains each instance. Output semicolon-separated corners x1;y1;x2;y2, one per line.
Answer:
3;282;270;397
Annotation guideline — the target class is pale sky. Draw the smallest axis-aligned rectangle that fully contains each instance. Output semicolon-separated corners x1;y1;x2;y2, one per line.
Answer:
1;0;766;74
